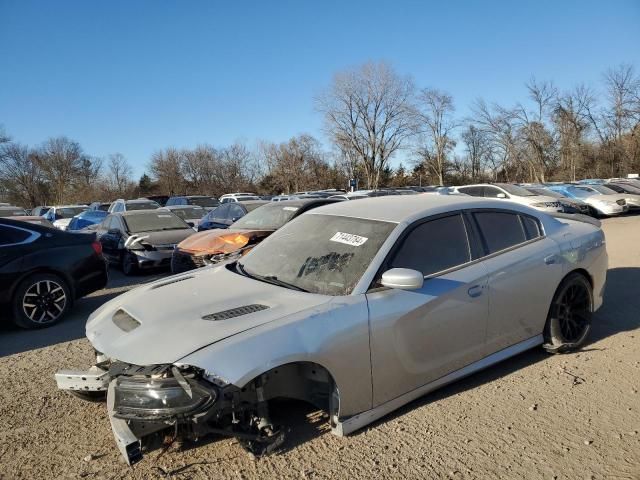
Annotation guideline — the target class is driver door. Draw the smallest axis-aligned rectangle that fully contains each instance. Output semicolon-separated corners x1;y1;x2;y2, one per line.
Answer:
366;212;490;407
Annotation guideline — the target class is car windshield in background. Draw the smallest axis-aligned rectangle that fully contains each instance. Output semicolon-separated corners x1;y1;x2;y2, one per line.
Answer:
238;214;396;296
126;201;159;211
232;203;299;230
57;207;87;218
566;187;596;199
0;208;27;217
189;197;219;208
529;188;563;199
80;211;108;220
591;185;618;195
124;212;189;233
498;184;537;196
171;207;206;220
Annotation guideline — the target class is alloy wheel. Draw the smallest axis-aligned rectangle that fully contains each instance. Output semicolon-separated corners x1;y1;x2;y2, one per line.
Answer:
553;283;591;343
22;279;67;324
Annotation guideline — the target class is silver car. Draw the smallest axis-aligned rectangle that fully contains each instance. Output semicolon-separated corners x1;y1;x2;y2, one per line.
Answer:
56;196;607;464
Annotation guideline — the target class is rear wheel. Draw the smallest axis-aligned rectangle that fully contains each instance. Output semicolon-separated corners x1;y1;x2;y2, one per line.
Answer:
12;273;71;329
543;273;593;353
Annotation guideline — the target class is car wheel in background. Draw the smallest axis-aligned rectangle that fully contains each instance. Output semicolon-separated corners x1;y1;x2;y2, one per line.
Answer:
11;273;72;329
543;272;593;354
121;252;139;276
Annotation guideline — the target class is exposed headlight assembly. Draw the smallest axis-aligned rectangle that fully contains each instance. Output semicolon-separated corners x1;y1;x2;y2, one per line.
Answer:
113;376;217;420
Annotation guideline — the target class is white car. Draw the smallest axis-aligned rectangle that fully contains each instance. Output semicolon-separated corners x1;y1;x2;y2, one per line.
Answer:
219;193;261;203
453;183;564;213
43;205;88;230
575;185;640;211
56;195;607;464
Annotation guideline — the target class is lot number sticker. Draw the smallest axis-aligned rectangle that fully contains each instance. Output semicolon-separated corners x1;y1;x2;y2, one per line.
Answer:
330;232;368;247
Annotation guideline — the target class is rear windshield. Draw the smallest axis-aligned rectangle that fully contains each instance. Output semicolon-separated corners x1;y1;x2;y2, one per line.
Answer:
0;208;27;217
170;206;206;220
232;203;300;230
56;207;87;218
124;212;190;233
189;197;219;208
126;201;159;211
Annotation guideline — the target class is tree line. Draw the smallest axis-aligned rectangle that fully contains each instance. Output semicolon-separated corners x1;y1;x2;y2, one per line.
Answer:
1;62;638;207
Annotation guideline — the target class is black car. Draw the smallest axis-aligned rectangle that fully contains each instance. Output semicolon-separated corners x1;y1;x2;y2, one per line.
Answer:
0;218;108;328
166;195;220;210
96;210;195;275
197;200;269;231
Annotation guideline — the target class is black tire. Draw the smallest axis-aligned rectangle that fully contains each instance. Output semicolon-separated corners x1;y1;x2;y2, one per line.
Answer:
11;273;72;329
121;252;139;276
543;272;593;354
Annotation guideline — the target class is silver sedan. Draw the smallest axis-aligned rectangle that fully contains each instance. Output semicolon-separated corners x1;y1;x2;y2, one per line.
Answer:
56;195;608;464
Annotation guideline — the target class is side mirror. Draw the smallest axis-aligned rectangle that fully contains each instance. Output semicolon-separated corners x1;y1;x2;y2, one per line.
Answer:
496;193;507;199
187;221;195;228
380;268;424;290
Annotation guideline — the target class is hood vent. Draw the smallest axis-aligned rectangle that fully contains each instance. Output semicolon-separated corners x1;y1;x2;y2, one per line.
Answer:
202;304;269;321
151;276;194;290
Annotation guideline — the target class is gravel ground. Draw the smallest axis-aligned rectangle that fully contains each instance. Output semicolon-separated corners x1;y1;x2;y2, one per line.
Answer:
0;217;639;479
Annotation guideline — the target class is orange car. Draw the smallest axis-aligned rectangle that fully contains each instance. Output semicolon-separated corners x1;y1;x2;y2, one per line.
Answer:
171;198;341;273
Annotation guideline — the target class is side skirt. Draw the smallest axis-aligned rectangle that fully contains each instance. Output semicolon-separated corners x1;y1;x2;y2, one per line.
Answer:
332;334;543;436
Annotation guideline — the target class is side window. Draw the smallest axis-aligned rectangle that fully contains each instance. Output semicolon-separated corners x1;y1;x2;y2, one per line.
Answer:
390;214;471;277
214;204;230;219
474;211;526;253
0;226;32;246
229;204;244;220
606;184;623;193
521;215;541;240
458;186;483;197
483;186;505;198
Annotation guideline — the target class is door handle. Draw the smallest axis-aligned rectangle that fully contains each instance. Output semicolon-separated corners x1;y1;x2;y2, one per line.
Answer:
544;255;557;265
467;285;483;298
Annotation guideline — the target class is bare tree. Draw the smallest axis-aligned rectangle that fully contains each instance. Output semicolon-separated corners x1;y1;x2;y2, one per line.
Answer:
461;124;491;181
0;143;45;206
414;88;458;185
106;153;134;197
35;137;85;204
149;147;185;195
182;145;220;193
317;62;415;189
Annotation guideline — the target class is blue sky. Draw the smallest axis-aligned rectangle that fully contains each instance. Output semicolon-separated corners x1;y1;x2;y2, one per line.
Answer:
1;0;639;177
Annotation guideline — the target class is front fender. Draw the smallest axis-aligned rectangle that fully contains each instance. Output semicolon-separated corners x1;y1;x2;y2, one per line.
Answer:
177;295;371;417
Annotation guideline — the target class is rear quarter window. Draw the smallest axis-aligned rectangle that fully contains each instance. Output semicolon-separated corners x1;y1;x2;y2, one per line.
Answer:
474;211;527;254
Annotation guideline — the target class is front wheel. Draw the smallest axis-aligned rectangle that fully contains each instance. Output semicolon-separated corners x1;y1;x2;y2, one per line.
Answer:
543;273;593;354
121;252;139;276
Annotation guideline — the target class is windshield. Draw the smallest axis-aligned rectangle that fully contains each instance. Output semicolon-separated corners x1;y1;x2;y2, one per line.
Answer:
591;185;617;195
170;206;206;220
0;208;27;217
80;211;108;220
497;184;537;196
232;203;299;230
188;197;219;208
238;214;396;296
124;212;190;233
56;207;87;218
126;201;159;211
528;188;563;199
565;186;595;199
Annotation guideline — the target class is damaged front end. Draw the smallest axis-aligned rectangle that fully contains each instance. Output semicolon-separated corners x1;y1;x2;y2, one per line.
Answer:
56;359;285;465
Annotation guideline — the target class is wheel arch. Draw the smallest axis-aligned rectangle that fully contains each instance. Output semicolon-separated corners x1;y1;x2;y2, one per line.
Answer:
240;360;341;426
9;267;77;304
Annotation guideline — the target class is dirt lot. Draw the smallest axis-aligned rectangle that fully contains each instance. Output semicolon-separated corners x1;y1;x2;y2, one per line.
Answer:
1;217;639;480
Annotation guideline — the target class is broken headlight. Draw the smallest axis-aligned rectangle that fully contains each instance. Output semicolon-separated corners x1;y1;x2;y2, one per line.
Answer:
113;376;216;420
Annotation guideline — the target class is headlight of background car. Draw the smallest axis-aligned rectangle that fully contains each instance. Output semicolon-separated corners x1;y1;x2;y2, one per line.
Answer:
113;376;216;419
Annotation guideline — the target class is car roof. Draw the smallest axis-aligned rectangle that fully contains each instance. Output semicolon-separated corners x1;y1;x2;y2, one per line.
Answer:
117;210;169;217
305;194;539;224
237;200;269;206
160;204;204;209
125;199;157;204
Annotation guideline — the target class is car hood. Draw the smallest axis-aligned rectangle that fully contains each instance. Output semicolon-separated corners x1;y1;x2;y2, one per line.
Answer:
85;264;331;365
583;194;626;204
515;194;560;205
177;228;274;254
128;228;194;246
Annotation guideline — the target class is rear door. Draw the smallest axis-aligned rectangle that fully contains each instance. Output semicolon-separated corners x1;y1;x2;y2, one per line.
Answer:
366;212;490;406
471;210;564;353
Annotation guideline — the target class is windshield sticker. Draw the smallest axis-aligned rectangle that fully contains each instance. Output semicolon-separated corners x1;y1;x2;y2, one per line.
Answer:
282;207;299;211
157;214;173;218
330;232;368;246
